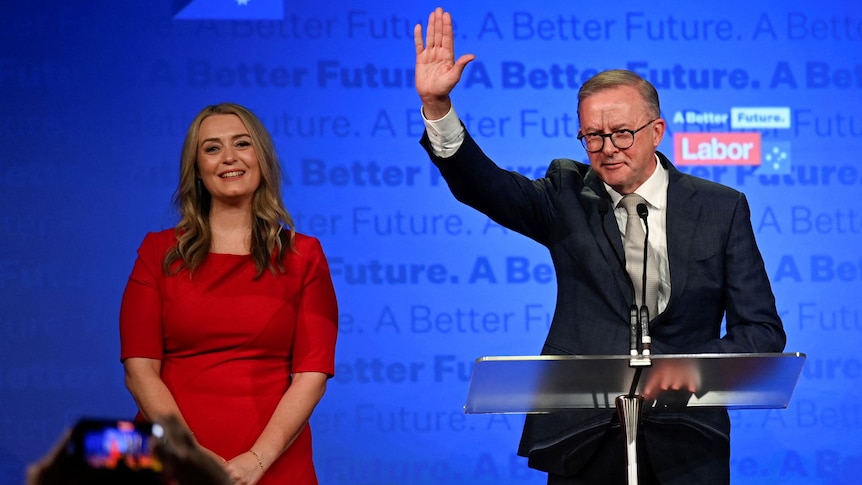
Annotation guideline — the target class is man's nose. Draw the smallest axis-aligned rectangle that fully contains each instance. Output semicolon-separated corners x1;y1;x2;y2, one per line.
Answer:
601;135;618;155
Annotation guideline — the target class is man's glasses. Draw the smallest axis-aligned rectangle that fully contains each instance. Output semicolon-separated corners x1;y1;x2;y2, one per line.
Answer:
577;119;657;153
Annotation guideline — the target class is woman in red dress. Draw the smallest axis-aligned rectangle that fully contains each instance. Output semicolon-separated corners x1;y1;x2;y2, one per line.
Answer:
120;103;338;485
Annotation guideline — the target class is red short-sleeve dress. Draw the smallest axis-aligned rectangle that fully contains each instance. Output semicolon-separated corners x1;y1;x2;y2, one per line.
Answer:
120;229;338;485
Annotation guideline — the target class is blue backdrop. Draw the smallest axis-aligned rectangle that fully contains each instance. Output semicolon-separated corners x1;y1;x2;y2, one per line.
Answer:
2;1;860;484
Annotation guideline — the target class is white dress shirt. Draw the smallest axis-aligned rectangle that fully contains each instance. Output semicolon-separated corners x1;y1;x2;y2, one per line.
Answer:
604;158;670;315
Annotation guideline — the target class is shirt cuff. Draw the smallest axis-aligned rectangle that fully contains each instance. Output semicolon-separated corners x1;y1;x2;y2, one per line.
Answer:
422;105;465;158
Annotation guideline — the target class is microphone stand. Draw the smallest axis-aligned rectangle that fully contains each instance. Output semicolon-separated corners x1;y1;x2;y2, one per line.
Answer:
636;203;652;362
598;200;647;368
599;198;651;485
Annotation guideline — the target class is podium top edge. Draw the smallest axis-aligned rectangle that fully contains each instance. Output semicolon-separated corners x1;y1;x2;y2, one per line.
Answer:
473;352;806;363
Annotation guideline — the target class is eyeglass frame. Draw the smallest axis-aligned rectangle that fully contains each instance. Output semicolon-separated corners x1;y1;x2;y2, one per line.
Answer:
577;119;658;153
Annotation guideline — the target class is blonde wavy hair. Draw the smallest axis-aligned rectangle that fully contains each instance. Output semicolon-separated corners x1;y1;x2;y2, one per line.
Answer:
163;103;295;277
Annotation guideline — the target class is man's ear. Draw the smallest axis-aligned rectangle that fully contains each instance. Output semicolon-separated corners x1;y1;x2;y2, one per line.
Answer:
652;118;666;148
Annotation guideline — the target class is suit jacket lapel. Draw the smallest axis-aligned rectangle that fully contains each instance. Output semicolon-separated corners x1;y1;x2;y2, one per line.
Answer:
583;154;701;317
662;154;699;311
584;169;631;307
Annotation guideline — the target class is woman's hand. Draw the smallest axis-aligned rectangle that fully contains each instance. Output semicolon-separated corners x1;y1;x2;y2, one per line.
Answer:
224;451;267;485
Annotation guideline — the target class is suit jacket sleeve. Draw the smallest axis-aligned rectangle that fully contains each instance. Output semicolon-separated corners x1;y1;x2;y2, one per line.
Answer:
687;190;785;354
420;128;572;246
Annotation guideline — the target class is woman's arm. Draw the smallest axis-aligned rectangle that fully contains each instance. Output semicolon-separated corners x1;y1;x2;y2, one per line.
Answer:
225;237;338;484
123;357;185;423
124;357;228;467
224;372;328;484
121;234;183;422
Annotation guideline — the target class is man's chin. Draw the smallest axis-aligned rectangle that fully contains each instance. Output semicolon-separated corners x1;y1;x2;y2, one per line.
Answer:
599;170;630;189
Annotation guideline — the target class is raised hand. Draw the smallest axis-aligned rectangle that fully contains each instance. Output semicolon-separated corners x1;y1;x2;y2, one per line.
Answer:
413;7;475;120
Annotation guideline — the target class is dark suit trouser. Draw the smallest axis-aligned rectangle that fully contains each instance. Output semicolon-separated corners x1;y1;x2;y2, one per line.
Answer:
547;420;730;485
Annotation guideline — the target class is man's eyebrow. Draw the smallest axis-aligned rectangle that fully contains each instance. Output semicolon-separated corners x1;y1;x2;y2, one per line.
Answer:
584;123;634;134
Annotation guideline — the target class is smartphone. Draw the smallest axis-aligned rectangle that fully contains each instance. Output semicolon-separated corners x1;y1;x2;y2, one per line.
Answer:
67;418;164;472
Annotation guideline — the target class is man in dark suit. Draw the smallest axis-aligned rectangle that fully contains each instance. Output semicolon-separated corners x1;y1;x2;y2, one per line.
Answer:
414;7;786;485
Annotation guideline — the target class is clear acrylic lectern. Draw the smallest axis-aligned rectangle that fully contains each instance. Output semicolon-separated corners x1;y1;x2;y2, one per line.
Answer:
464;352;805;484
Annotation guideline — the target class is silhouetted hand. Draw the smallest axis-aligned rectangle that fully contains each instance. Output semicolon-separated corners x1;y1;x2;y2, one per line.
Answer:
26;429;87;485
28;416;231;485
152;415;232;485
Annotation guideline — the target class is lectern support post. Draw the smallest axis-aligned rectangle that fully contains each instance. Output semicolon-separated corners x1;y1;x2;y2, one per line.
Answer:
616;394;644;484
464;353;805;485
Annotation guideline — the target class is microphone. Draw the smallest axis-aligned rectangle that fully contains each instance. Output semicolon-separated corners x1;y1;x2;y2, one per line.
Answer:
598;199;640;358
636;203;652;356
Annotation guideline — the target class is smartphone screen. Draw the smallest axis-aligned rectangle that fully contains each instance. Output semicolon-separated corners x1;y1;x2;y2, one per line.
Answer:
70;419;164;472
